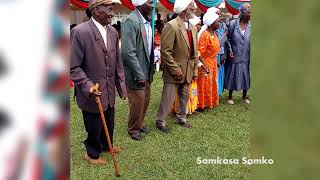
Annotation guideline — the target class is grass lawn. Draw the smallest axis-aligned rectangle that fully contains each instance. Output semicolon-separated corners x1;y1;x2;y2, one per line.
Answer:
71;72;251;179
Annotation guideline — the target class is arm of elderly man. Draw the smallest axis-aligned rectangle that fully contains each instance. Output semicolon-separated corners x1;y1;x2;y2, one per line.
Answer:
70;29;94;98
70;26;127;101
120;18;145;82
160;23;183;77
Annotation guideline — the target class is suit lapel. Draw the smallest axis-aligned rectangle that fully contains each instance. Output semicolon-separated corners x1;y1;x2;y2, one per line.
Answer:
88;19;107;53
191;26;197;57
236;19;246;38
134;10;150;61
177;17;190;49
244;21;251;38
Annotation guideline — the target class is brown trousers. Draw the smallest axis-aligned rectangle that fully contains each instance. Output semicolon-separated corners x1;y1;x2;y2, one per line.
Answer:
127;82;151;135
156;82;190;127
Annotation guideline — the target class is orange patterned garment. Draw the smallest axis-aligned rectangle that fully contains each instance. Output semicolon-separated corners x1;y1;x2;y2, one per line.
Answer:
197;30;220;109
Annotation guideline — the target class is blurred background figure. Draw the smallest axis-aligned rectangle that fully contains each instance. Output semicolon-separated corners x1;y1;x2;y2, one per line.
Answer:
155;13;164;33
112;20;122;37
215;8;232;97
224;3;251;105
0;52;8;78
154;26;161;72
70;24;77;32
83;8;92;22
0;110;9;134
31;0;70;179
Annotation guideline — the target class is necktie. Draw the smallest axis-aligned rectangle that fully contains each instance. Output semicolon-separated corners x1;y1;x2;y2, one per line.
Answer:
104;26;108;49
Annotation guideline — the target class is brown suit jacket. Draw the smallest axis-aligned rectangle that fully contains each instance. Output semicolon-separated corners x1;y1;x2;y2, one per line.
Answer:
161;16;199;84
70;19;127;113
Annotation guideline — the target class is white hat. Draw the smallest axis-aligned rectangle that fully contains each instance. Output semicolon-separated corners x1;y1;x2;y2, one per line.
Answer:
173;0;193;14
206;7;219;14
198;7;220;39
131;0;148;6
203;9;219;26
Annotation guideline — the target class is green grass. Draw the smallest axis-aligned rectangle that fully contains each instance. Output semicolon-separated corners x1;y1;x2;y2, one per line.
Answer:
71;73;250;179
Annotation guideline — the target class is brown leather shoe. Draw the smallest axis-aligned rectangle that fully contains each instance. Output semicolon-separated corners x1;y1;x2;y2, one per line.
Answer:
84;153;107;165
107;146;125;154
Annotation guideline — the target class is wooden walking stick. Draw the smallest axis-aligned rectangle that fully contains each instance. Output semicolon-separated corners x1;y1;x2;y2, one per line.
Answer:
92;83;120;177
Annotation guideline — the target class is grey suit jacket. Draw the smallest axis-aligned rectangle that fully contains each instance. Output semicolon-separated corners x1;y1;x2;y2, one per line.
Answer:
70;19;127;113
121;9;155;90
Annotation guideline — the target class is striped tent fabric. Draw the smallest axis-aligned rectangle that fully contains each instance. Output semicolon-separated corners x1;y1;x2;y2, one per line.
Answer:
159;0;175;11
225;0;250;14
234;0;251;2
195;0;250;15
120;0;135;10
70;0;90;9
225;0;240;14
70;0;134;10
195;0;223;12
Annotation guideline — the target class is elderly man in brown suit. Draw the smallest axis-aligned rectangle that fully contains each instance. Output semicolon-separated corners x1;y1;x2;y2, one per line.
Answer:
156;0;198;132
70;0;127;165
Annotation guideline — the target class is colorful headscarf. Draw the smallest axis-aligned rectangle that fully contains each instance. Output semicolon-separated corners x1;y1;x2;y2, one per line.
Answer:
240;3;250;14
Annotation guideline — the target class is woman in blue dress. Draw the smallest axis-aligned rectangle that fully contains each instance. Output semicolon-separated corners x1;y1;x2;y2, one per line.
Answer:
215;10;232;96
224;3;251;105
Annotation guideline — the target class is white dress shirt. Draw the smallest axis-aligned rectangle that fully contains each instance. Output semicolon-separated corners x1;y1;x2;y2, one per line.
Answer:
137;10;152;56
92;17;107;48
184;22;189;30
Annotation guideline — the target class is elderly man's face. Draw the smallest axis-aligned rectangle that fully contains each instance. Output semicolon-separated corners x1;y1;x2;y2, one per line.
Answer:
94;4;115;26
186;1;196;20
137;0;154;21
216;9;221;16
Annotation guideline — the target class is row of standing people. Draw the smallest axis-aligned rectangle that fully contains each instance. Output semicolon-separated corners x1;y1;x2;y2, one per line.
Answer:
171;3;251;114
70;0;250;164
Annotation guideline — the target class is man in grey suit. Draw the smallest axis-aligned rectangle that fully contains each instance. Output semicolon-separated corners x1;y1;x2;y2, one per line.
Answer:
121;0;154;141
70;0;127;165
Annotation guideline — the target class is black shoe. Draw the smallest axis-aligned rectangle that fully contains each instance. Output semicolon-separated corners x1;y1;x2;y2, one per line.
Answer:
140;127;151;134
178;122;192;128
156;126;170;133
130;133;142;141
196;108;205;112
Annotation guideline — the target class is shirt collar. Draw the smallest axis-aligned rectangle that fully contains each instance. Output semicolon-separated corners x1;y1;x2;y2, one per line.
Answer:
92;17;106;31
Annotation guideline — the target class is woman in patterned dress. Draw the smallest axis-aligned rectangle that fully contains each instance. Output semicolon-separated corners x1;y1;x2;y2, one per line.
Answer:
197;9;220;110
